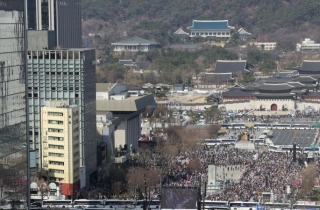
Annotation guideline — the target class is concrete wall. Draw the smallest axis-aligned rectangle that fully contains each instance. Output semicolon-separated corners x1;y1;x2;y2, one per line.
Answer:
220;99;295;112
115;123;126;148
296;101;320;110
27;30;56;50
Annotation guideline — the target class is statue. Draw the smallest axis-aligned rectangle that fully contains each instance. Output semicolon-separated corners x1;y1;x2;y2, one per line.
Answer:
240;131;250;141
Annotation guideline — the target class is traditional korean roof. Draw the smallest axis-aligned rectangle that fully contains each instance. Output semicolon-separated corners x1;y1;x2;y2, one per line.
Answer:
256;83;294;91
294;60;320;72
222;88;254;97
293;76;317;83
264;77;293;83
253;93;295;98
204;73;233;83
237;28;251;35
278;70;298;77
187;20;234;30
111;36;160;46
287;82;306;88
305;92;320;97
214;60;249;74
173;28;189;37
119;59;137;67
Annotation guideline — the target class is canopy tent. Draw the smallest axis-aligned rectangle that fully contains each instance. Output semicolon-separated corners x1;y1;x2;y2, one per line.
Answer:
312;122;320;127
217;128;228;134
245;122;255;128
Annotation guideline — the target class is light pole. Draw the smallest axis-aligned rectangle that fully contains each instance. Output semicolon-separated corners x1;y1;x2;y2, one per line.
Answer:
144;174;147;210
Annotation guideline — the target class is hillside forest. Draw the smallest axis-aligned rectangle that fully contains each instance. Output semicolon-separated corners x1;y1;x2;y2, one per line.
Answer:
82;0;320;85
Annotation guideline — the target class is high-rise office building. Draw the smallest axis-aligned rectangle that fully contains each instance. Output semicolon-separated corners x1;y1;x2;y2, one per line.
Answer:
0;0;28;202
27;0;82;48
27;48;96;187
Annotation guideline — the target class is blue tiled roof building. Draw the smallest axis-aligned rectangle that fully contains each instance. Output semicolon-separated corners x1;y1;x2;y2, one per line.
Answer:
187;20;234;38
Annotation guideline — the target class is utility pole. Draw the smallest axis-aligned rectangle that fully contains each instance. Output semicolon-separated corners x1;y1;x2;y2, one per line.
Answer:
202;181;207;210
144;174;147;210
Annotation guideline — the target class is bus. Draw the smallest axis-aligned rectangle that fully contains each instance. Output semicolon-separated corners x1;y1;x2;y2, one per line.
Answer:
280;145;301;152
204;139;222;146
262;130;273;137
269;145;280;152
231;123;245;129
104;199;135;209
42;200;73;208
273;124;291;129
149;200;160;209
252;139;265;145
221;139;237;144
73;199;105;208
229;201;258;210
221;124;232;129
202;200;229;210
291;124;310;130
254;123;272;129
293;204;320;209
264;202;290;210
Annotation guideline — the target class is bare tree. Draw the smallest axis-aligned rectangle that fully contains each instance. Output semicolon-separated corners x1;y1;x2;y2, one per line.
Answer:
299;163;318;199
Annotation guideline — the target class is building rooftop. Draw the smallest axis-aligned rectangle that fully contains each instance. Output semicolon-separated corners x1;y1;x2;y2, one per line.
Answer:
293;76;317;82
96;83;116;92
294;60;320;72
173;28;189;36
222;88;254;97
214;60;249;74
111;36;160;46
287;82;306;88
256;83;294;91
96;94;155;112
204;73;233;83
237;28;251;35
187;20;234;30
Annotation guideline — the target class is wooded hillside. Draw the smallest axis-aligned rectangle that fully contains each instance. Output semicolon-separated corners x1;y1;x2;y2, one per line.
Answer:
82;0;320;49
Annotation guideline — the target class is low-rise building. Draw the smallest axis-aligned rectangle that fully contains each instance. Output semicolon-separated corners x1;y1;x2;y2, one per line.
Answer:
251;42;277;51
296;38;320;53
187;20;234;38
41;100;80;198
203;60;249;85
237;28;251;40
96;83;155;162
111;36;160;52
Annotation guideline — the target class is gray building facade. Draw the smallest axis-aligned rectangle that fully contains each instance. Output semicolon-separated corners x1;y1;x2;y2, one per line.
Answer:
27;49;96;186
27;0;82;48
0;0;28;202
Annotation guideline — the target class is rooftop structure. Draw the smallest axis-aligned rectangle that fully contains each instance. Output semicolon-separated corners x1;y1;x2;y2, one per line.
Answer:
187;20;234;38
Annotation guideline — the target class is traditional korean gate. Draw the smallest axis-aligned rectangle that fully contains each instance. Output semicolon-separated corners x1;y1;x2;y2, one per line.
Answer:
271;104;277;111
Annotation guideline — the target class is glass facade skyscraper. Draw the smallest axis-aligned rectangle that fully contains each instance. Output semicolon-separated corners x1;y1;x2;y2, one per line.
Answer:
0;0;27;202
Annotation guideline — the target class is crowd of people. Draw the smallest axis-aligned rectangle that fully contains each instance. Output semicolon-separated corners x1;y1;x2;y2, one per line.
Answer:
139;143;308;202
207;150;303;202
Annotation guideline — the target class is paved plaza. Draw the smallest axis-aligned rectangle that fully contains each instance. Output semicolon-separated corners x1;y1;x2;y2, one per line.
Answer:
271;130;317;147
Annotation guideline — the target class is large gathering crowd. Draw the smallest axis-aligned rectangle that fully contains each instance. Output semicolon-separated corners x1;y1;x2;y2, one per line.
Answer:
142;144;307;202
